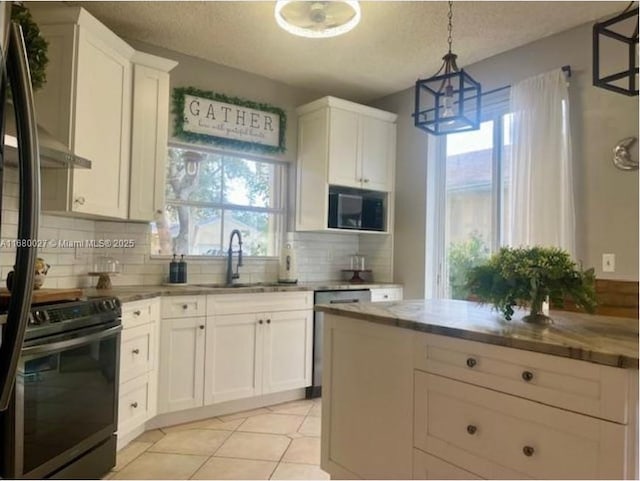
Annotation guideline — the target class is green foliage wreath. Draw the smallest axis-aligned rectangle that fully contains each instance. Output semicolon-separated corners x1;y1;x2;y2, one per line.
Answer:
11;3;49;91
172;87;287;155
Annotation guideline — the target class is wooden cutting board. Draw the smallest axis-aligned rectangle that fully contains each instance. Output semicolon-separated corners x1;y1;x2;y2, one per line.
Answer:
0;288;83;308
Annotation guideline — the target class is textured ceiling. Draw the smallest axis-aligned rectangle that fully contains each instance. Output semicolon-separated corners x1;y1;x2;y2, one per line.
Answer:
73;1;623;102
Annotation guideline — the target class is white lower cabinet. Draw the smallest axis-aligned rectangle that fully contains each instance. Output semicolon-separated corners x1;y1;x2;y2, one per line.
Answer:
117;298;160;447
157;292;313;414
321;315;638;480
118;372;156;441
370;287;403;302
262;309;313;394
205;313;262;404
204;293;313;405
158;316;206;413
414;371;628;479
413;449;482;480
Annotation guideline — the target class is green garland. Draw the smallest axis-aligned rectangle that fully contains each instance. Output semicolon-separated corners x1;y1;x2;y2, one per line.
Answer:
11;4;49;91
172;87;286;155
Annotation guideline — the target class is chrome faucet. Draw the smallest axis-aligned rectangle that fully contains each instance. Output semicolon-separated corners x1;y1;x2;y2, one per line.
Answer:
226;229;243;285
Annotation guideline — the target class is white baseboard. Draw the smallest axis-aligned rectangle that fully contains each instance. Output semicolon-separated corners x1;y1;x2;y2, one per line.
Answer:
146;388;307;430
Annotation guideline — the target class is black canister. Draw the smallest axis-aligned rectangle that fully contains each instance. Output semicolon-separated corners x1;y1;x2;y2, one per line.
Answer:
169;254;179;283
178;254;187;283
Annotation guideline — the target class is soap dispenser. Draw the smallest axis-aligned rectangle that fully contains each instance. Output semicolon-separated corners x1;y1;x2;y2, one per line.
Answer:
178;254;188;284
169;254;179;283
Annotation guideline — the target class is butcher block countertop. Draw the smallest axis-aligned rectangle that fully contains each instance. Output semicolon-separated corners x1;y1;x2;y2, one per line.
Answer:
315;298;639;369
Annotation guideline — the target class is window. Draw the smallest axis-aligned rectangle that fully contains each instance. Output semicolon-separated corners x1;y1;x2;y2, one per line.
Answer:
151;146;286;257
434;109;512;299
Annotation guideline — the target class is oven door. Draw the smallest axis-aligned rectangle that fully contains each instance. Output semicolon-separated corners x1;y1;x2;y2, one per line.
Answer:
7;323;121;479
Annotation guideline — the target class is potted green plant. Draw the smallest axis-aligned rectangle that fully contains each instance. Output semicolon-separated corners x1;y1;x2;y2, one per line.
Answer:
465;246;596;324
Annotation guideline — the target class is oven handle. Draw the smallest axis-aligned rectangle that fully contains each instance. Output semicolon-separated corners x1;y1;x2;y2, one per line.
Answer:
21;325;122;356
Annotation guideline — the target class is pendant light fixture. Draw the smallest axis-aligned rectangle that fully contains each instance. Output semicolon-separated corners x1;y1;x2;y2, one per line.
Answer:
593;1;638;96
274;1;361;39
414;1;481;136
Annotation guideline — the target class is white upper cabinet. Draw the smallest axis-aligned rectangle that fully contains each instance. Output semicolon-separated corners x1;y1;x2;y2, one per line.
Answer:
33;6;134;219
359;114;396;192
128;52;177;221
298;96;397;193
327;108;360;188
296;96;397;232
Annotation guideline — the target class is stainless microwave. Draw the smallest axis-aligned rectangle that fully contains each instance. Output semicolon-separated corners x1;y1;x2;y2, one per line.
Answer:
328;191;386;231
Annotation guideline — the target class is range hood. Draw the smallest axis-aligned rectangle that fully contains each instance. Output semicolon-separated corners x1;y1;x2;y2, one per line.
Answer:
3;103;91;169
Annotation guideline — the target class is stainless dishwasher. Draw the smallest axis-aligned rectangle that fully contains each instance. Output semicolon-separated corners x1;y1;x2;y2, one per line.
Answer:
306;289;371;398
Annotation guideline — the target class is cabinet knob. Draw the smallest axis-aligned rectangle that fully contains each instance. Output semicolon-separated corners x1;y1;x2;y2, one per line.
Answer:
383;295;389;299
258;319;264;324
363;178;370;183
466;357;477;368
182;304;188;310
156;209;163;214
132;348;140;355
522;446;535;457
133;310;141;316
266;319;271;324
522;370;534;382
131;402;138;409
466;424;477;435
74;196;85;205
199;325;205;330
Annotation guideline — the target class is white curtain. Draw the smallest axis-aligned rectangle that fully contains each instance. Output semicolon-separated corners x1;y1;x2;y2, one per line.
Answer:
507;68;575;256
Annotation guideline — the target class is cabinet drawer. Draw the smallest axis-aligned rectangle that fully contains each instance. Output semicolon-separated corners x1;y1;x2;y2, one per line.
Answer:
120;323;155;383
413;449;483;480
371;287;403;302
207;291;312;316
162;295;205;318
122;298;157;329
414;372;627;480
413;332;630;423
118;373;154;435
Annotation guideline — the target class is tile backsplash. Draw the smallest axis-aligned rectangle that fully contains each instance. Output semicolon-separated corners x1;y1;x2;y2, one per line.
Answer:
0;168;393;288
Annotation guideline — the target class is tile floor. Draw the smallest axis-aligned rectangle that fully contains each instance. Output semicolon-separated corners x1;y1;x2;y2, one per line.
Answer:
106;398;328;480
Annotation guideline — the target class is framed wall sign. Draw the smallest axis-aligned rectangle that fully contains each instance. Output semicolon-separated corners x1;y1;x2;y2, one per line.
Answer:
173;87;287;154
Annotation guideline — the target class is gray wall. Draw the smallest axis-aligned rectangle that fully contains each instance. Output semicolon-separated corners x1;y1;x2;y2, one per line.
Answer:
126;39;323;233
374;21;639;297
373;90;429;298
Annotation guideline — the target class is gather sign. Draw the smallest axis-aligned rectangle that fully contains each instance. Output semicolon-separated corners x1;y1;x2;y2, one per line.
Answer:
182;94;281;148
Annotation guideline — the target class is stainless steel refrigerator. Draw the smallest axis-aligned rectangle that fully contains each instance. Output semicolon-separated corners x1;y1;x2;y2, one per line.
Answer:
0;0;41;414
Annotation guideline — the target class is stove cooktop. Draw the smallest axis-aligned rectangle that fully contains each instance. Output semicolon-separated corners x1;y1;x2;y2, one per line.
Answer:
1;297;122;341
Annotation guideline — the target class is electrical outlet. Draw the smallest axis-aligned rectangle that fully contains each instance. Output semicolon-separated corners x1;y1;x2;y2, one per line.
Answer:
602;253;616;273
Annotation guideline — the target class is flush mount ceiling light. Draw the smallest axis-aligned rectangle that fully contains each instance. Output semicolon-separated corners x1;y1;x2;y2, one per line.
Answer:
414;0;481;136
593;1;639;96
274;1;361;39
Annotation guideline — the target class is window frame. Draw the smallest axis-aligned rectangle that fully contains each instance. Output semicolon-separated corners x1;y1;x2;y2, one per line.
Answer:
428;102;511;299
151;142;288;259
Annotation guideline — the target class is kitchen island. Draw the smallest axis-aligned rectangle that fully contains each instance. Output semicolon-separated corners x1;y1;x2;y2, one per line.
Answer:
315;299;639;479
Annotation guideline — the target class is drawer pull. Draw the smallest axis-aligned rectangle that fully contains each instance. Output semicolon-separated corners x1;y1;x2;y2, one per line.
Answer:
132;348;140;355
199;325;205;330
522;446;535;457
466;424;477;435
182;304;188;310
522;370;534;382
258;319;264;324
266;319;271;324
131;402;138;409
466;357;477;368
133;310;141;316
